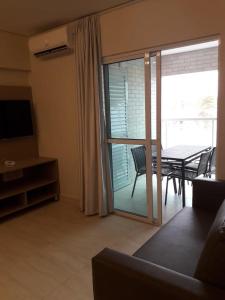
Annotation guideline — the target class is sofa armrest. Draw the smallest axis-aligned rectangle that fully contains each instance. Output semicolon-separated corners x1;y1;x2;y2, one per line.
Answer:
192;178;225;212
92;248;225;300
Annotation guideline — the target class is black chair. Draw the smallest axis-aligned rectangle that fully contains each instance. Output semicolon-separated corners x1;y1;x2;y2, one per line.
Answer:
131;146;146;198
184;159;199;172
208;147;216;176
184;147;216;177
164;150;211;205
130;146;176;198
184;147;212;172
174;148;212;194
151;144;178;194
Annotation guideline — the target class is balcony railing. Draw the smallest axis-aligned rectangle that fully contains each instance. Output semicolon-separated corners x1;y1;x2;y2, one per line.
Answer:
162;117;217;148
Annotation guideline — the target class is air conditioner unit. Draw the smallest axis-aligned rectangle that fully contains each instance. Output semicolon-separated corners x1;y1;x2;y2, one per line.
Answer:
29;25;73;58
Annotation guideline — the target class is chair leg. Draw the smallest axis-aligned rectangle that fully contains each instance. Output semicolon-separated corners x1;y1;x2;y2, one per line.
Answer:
131;174;138;198
178;179;181;195
172;177;177;194
165;176;170;205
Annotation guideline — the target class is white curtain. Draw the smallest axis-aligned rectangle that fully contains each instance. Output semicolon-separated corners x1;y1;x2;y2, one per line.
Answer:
74;15;113;216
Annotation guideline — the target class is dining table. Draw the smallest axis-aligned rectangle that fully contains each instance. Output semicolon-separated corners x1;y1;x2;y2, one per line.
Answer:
154;145;211;207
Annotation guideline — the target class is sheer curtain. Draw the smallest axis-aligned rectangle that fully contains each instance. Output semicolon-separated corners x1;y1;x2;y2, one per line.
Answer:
74;15;112;216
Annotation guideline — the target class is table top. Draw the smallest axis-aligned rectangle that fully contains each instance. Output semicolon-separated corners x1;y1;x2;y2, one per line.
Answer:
160;145;210;161
195;174;217;181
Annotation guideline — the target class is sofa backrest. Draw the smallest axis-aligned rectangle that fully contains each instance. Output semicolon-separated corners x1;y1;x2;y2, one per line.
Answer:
195;199;225;289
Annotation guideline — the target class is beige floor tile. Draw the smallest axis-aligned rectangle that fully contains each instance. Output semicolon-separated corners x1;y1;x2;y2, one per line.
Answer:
0;197;157;299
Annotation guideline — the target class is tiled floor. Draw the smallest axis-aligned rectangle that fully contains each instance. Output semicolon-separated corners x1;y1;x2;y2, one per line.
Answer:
0;198;158;300
114;175;192;223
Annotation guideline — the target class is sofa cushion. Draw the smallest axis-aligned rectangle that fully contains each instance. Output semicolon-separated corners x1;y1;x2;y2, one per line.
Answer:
134;207;215;276
195;200;225;289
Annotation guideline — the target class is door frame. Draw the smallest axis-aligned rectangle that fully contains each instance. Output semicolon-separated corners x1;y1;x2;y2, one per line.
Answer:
102;35;219;65
103;52;162;225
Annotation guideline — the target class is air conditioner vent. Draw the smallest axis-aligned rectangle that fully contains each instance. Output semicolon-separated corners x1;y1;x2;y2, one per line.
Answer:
29;25;73;58
34;45;70;57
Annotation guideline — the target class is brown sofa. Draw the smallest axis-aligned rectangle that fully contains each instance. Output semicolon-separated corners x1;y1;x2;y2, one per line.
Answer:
92;178;225;300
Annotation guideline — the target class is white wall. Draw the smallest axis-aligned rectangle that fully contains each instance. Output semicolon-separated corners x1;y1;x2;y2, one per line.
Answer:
30;53;81;200
0;30;30;86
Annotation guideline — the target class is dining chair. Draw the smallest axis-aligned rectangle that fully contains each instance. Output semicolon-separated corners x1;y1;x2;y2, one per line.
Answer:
151;144;178;193
208;147;216;177
164;150;211;205
175;147;212;193
131;146;146;198
184;147;212;172
131;146;176;197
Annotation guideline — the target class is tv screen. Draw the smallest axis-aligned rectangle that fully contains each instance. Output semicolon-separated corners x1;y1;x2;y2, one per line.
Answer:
0;100;34;139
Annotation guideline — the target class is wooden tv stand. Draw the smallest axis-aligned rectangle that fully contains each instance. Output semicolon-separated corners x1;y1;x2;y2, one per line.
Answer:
0;157;59;218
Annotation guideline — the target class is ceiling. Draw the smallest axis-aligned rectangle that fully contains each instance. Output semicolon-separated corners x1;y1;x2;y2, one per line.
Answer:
0;0;133;36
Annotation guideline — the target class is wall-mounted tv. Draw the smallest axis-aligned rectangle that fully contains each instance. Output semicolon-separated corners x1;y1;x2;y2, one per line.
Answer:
0;100;34;139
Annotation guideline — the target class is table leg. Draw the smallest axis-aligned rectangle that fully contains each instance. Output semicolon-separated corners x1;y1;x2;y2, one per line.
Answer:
182;161;185;207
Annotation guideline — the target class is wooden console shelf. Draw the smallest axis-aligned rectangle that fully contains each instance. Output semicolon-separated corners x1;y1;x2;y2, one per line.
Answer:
0;157;59;218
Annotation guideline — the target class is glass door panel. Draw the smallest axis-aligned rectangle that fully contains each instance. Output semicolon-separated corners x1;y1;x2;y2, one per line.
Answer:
149;53;162;223
111;143;147;217
105;59;146;140
161;40;218;223
104;54;162;223
104;39;218;224
151;144;158;220
150;56;157;140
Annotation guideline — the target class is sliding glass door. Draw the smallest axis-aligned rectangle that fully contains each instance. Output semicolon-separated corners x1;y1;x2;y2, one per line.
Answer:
103;53;162;223
103;38;218;224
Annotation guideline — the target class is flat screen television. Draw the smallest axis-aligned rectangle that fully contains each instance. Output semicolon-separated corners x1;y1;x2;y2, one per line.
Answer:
0;100;34;139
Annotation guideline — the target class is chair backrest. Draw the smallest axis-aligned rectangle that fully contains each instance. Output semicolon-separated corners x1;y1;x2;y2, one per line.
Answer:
151;144;157;154
197;151;211;176
209;147;216;174
151;144;163;153
131;146;146;173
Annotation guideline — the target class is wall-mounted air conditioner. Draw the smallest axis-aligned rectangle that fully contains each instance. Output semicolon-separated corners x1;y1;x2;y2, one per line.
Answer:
29;25;73;58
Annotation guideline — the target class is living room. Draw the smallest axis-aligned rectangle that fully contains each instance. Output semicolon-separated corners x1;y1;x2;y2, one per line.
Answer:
0;0;225;299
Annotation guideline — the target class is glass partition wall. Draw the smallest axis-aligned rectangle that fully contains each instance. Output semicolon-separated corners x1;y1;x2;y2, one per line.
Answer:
103;38;218;224
161;40;218;212
103;54;162;224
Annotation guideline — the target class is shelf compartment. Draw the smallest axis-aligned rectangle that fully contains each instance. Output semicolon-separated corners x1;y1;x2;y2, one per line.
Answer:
1;170;24;182
0;178;57;200
0;194;26;217
0;157;59;219
27;183;58;205
23;161;58;182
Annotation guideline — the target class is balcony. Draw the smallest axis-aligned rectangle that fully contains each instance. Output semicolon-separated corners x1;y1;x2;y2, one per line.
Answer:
113;118;216;223
162;117;216;148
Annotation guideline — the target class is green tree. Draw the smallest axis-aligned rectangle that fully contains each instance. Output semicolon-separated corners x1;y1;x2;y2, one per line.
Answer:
198;96;216;117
